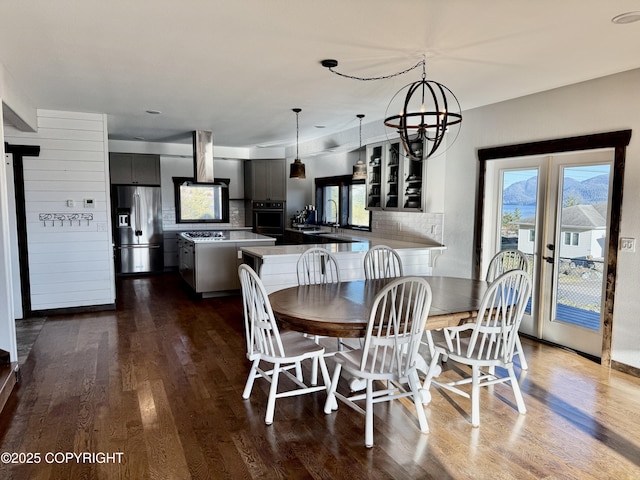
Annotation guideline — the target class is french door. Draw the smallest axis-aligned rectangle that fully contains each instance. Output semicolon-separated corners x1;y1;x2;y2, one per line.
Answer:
485;150;613;358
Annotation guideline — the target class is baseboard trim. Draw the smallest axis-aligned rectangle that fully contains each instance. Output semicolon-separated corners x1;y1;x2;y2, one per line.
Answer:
611;360;640;378
30;303;116;317
520;334;639;377
0;363;19;413
519;333;601;364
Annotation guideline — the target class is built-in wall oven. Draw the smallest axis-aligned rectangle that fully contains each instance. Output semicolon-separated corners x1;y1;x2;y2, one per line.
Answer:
252;201;285;244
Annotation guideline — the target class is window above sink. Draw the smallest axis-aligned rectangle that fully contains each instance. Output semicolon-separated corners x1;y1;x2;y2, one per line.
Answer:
314;175;371;233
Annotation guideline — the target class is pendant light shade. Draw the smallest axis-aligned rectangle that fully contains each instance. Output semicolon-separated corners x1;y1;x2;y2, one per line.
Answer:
352;114;366;180
289;108;306;179
289;158;305;178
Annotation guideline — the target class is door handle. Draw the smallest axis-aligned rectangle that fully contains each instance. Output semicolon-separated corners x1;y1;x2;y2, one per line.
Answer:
543;256;554;264
134;192;142;236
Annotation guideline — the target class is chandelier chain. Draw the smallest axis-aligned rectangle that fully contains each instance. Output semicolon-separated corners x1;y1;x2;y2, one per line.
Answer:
327;59;425;82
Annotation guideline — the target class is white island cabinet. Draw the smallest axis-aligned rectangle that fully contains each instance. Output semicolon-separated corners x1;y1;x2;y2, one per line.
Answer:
179;231;275;296
240;232;445;294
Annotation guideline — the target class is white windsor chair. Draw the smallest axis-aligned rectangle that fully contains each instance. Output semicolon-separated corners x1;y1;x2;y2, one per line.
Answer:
421;269;532;427
324;276;433;448
238;264;331;425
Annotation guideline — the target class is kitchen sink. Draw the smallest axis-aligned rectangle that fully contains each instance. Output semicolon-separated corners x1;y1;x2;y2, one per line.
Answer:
317;233;356;242
294;225;321;231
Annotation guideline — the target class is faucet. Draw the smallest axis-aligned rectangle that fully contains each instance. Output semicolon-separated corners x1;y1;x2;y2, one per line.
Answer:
328;199;339;233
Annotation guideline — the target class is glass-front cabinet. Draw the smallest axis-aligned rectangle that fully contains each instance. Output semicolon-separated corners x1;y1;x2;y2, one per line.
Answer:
366;139;425;211
366;144;382;208
385;141;400;208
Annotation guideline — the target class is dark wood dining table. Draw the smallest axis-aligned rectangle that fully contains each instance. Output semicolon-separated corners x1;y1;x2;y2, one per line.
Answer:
269;276;490;338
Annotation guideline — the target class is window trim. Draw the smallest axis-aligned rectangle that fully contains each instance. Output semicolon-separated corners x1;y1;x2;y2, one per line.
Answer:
475;129;631;368
563;231;579;246
315;175;371;231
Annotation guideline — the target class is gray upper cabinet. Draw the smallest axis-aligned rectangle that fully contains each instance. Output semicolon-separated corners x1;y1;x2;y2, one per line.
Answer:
244;159;286;201
109;153;161;185
365;140;426;211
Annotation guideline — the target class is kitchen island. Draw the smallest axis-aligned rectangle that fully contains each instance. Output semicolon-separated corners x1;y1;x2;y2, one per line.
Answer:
179;230;275;297
241;229;445;293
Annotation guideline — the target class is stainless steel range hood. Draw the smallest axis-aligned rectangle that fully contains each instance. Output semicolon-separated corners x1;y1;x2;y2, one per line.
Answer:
192;130;214;183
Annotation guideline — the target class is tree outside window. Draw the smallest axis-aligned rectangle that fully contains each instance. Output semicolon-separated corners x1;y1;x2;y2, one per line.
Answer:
350;184;368;227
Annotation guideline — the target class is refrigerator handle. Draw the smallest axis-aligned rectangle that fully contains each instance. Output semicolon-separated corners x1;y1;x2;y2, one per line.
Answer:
134;192;142;236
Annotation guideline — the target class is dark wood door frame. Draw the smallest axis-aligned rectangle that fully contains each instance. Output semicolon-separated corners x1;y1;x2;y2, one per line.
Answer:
473;130;632;367
4;142;40;318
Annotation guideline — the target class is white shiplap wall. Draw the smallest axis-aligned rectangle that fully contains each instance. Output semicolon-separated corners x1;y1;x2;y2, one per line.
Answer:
4;110;115;311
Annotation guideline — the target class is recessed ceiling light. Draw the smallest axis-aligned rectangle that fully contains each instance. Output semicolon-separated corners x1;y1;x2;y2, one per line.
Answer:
145;109;162;115
315;125;326;129
612;11;640;24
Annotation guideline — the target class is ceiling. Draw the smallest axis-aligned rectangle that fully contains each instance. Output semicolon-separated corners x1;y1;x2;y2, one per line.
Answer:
1;0;640;150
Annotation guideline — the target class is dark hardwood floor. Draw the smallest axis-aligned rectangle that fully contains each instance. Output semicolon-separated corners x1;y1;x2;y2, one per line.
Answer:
1;272;639;479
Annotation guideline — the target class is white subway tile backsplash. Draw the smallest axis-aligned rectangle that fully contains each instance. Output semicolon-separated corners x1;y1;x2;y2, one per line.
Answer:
371;211;444;244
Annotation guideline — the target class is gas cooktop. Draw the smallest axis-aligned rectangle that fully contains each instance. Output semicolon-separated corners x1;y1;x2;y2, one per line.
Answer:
183;231;227;241
185;231;223;238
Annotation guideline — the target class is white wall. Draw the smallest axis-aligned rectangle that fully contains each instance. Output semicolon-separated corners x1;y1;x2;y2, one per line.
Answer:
4;110;115;311
5;152;22;319
438;68;640;369
0;101;18;361
285;149;355;219
0;64;36;132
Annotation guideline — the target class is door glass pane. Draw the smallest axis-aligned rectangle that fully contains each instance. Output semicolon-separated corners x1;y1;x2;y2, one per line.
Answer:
501;168;538;314
554;164;610;331
500;169;538;254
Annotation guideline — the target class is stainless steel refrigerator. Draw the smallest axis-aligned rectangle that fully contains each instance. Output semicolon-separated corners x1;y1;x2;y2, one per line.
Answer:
112;185;163;274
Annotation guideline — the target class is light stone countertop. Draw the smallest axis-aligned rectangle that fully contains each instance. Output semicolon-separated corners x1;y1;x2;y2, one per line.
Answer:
165;226;252;232
242;230;445;259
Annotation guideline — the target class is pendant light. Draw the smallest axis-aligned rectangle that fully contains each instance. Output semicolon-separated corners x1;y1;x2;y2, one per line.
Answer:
321;57;462;161
352;114;366;180
383;60;462;161
289;108;306;179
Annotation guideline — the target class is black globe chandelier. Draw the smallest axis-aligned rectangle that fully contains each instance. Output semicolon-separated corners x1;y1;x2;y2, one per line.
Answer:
321;57;462;161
